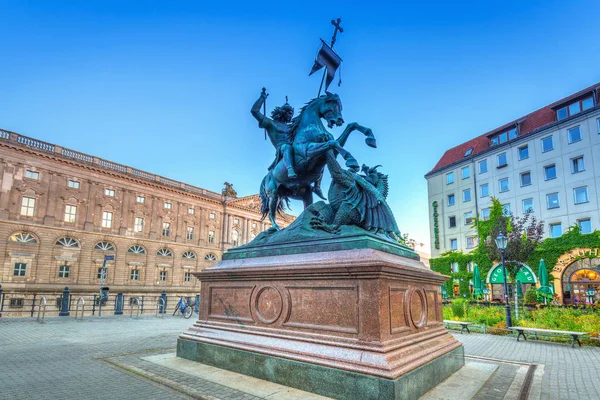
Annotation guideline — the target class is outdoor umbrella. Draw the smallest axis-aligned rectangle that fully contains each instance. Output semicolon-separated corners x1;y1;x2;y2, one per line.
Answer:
472;264;483;299
537;259;553;303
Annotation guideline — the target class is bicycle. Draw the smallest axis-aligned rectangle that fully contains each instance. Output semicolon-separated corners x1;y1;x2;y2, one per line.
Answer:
173;297;194;319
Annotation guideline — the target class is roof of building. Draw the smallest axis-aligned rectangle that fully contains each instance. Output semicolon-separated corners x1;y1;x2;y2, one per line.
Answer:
426;82;600;177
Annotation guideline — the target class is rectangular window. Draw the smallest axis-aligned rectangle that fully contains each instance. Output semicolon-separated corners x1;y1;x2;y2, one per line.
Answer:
162;222;171;237
478;160;488;174
9;298;24;308
446;172;455;184
449;239;458;251
101;211;113;228
159;271;167;281
20;197;36;216
541;136;553;152
578;219;592;234
497;153;507;168
461;166;470;179
447;194;455;206
568;101;581;116
64;205;77;223
582;96;594;110
188;207;195;215
467;262;473;273
571;156;585;173
481;208;490;220
209;212;216;219
597;118;600;134
208;230;215;243
466;236;477;249
520;171;531;187
234;218;240;224
185;271;192;282
134;217;144;232
58;265;70;278
25;170;39;180
104;188;115;197
448;216;456;228
518;145;529;160
546;193;560;209
499;178;509;192
522;198;534;213
450;262;459;273
164;202;172;210
462;189;471;202
480;183;489;197
557;107;568;121
136;196;145;203
567;126;581;143
574;186;589;204
98;267;106;280
130;269;139;280
502;203;511;216
67;180;80;189
464;211;473;225
13;263;27;276
186;226;194;240
544;164;556;180
550;223;562;238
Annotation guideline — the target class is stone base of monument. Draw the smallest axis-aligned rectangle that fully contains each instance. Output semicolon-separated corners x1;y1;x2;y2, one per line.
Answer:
178;236;464;400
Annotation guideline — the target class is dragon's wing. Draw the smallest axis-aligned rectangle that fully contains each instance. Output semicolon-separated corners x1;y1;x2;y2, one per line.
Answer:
354;175;400;235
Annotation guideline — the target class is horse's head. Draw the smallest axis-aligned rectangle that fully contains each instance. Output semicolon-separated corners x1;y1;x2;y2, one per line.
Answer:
319;92;344;129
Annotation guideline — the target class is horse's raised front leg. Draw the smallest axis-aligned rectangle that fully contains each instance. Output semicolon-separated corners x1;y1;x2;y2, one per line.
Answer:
336;122;377;149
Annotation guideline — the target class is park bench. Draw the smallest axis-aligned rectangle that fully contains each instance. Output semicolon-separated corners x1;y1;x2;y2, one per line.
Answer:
443;320;473;334
508;326;589;348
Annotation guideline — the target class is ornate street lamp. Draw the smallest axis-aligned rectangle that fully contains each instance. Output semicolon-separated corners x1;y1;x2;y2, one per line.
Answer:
495;233;513;327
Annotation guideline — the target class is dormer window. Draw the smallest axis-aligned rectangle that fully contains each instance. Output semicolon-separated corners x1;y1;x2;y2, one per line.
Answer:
464;148;473;157
556;96;595;121
490;127;518;147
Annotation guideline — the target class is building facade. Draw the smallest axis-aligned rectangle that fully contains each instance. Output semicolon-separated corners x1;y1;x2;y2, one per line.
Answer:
0;128;292;297
426;83;600;304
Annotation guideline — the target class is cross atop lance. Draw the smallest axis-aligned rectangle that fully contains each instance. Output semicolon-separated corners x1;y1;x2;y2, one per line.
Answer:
310;18;344;97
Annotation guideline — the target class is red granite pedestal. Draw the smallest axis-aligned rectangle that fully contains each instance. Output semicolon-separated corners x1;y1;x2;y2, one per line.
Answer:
178;247;463;399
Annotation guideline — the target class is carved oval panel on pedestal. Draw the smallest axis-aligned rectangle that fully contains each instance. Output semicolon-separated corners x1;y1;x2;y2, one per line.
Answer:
409;289;426;328
255;286;283;324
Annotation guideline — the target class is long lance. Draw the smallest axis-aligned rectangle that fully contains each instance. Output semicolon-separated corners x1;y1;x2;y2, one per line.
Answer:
262;87;267;140
317;18;343;97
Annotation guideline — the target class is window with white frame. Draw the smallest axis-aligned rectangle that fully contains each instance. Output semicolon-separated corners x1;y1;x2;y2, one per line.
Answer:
164;202;172;210
25;170;39;180
447;194;455;206
550;223;562;238
234;217;240;224
130;269;139;280
544;164;556;180
520;171;531;187
101;211;113;228
466;236;477;249
480;183;489;197
522;198;534;213
159;271;167;281
231;231;239;247
14;263;27;276
446;172;454;184
97;267;106;279
64;205;77;223
94;241;115;251
134;217;144;232
183;251;196;259
157;248;173;257
556;96;594;120
162;222;171;237
541;136;553;152
208;230;215;243
20;197;36;217
56;237;79;248
188;207;195;215
448;216;456;228
104;188;115;197
449;239;458;251
186;226;194;240
461;166;470;179
497;153;507;168
58;265;70;278
481;208;490;220
499;178;509;192
578;219;592;234
518;145;529;160
67;180;80;189
136;195;145;203
185;271;192;282
205;253;217;261
546;193;560;209
128;245;146;254
463;188;471;202
574;186;589;204
209;212;216;219
464;211;473;225
478;160;488;174
450;262;459;273
502;203;511;216
571;156;584;173
567;126;581;143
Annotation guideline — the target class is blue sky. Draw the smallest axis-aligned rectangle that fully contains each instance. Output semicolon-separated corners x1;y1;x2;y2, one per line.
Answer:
1;1;599;252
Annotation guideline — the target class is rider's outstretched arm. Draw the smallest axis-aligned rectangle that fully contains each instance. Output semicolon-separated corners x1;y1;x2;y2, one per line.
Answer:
251;91;273;130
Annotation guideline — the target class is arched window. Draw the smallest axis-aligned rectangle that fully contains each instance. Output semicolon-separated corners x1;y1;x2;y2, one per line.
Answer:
183;251;196;259
94;241;115;251
9;232;37;244
231;230;239;247
157;248;173;257
128;245;146;254
205;253;217;261
55;237;79;248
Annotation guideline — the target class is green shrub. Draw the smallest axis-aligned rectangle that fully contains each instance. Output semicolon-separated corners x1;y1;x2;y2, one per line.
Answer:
524;287;538;305
451;298;469;318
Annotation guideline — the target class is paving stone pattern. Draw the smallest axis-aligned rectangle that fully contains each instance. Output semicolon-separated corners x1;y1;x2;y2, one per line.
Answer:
456;333;600;400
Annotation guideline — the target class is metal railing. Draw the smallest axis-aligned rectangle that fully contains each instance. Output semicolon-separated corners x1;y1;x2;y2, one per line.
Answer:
130;297;140;318
36;297;47;323
155;298;165;318
75;297;85;320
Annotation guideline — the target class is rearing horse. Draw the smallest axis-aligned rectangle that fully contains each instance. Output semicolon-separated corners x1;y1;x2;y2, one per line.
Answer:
260;92;376;230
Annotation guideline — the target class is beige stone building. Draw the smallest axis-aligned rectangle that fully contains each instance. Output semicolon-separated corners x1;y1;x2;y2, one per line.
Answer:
0;128;292;299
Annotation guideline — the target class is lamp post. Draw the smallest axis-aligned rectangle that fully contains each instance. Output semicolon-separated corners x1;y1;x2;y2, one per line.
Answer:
495;233;513;328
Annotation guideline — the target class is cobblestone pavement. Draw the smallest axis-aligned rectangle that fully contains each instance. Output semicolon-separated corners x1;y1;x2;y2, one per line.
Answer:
0;315;194;400
455;333;600;400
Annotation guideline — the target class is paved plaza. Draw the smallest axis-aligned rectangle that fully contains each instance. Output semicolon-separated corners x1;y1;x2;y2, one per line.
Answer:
0;316;598;400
